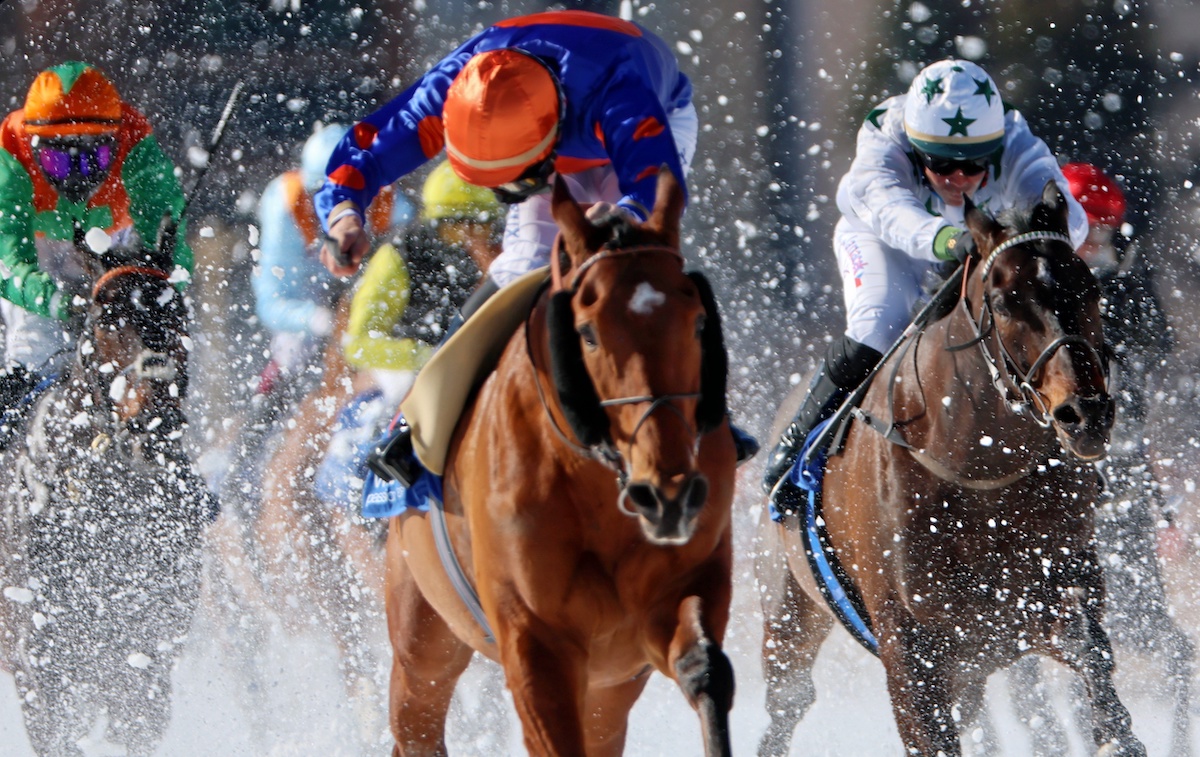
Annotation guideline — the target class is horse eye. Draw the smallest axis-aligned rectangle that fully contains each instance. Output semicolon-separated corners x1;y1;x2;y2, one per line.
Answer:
990;293;1010;317
578;323;598;349
695;313;706;338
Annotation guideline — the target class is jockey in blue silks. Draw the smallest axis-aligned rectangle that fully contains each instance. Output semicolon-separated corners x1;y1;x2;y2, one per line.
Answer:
314;10;757;486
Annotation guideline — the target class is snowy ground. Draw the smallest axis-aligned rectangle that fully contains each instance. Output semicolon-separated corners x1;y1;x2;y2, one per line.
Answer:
3;479;1198;756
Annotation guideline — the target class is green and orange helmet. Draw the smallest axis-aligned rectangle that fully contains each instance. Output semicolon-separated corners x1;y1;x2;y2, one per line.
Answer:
23;61;122;139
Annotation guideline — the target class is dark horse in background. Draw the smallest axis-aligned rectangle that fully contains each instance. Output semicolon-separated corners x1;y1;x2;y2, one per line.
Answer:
0;236;210;756
757;184;1147;756
384;171;738;755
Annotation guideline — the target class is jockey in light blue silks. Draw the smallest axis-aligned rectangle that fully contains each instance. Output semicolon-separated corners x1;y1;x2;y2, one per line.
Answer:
763;59;1089;514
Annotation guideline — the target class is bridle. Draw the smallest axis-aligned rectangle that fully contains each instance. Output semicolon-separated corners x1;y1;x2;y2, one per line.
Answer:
948;231;1110;428
531;239;703;491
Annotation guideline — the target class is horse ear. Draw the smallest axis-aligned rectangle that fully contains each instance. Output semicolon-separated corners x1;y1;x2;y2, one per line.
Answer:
1031;179;1070;234
646;166;684;247
551;177;593;266
152;213;178;271
963;194;1002;254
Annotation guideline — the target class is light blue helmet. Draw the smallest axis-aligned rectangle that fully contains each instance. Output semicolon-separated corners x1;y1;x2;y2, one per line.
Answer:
300;123;350;191
903;60;1004;160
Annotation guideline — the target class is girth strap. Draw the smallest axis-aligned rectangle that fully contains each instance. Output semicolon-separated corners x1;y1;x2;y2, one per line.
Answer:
429;495;495;644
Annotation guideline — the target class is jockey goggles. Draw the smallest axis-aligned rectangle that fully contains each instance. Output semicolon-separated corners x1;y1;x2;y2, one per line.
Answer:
916;149;991;177
491;152;557;205
36;138;113;182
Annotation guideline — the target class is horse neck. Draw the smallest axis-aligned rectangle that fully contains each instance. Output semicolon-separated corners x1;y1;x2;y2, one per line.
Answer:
903;299;1060;465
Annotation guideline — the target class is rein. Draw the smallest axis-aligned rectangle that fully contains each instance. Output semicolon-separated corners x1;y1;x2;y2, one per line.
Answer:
533;238;700;490
91;265;172;299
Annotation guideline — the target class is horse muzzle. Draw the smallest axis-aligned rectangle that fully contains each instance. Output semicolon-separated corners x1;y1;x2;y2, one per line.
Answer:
1051;393;1115;461
618;473;709;546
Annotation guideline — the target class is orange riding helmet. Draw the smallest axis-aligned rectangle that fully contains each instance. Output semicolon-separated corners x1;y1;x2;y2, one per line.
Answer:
442;49;561;188
1062;162;1127;228
23;62;122;139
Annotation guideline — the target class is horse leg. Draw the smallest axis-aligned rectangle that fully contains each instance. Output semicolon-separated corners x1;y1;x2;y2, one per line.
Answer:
579;673;652;757
668;595;735;757
955;673;999;757
385;529;472;756
1006;655;1071;757
305;505;388;747
1159;621;1195;757
16;660;87;757
758;564;834;757
877;615;961;756
1052;566;1146;757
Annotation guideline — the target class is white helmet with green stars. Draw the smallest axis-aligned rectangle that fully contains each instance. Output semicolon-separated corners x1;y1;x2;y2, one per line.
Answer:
903;60;1004;160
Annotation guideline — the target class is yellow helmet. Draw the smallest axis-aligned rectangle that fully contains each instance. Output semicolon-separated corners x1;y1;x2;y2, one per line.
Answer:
420;159;499;223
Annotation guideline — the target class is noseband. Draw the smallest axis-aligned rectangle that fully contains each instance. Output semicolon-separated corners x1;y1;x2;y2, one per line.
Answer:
534;242;701;490
952;231;1109;428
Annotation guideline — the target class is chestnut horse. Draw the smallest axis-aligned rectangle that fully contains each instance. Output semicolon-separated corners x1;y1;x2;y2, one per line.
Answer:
757;184;1146;756
384;170;738;756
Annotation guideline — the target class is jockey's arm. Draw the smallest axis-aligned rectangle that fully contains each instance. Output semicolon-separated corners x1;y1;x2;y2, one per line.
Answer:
0;149;67;320
254;178;332;335
314;51;472;249
123;134;192;287
998;110;1089;249
840;122;947;262
595;77;690;220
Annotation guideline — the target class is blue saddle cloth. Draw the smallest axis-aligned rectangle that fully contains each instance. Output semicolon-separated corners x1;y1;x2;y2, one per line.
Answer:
770;415;879;655
358;412;444;519
314;388;386;506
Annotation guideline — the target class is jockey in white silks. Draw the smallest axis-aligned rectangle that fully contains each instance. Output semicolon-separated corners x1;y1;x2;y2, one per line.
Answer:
763;59;1089;513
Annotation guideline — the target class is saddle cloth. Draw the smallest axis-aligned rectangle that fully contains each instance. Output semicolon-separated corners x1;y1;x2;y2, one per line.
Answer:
400;266;549;476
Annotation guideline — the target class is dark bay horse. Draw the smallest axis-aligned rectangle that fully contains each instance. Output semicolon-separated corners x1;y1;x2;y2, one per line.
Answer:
384;170;738;756
757;183;1146;756
0;244;209;756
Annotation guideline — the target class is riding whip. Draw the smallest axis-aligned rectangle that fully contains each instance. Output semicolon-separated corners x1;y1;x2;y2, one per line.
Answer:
178;79;245;221
798;262;966;467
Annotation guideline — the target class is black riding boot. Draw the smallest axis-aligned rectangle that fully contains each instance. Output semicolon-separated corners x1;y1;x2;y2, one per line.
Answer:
762;337;883;511
761;363;846;498
365;416;421;486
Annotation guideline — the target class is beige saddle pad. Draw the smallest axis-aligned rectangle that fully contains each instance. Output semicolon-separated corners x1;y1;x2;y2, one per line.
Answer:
400;267;549;476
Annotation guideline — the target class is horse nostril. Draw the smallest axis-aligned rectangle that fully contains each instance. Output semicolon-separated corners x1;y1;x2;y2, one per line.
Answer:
681;475;709;517
624;483;660;519
1052;403;1082;428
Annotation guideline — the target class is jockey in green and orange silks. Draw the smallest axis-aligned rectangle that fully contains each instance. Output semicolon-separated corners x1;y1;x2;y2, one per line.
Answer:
0;61;192;379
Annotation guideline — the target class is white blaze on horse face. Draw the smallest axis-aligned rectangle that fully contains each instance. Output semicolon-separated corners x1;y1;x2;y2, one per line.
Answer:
629;282;666;315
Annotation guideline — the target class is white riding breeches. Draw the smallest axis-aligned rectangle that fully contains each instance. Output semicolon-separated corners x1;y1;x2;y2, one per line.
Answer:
488;102;699;288
2;301;73;375
833;218;941;355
